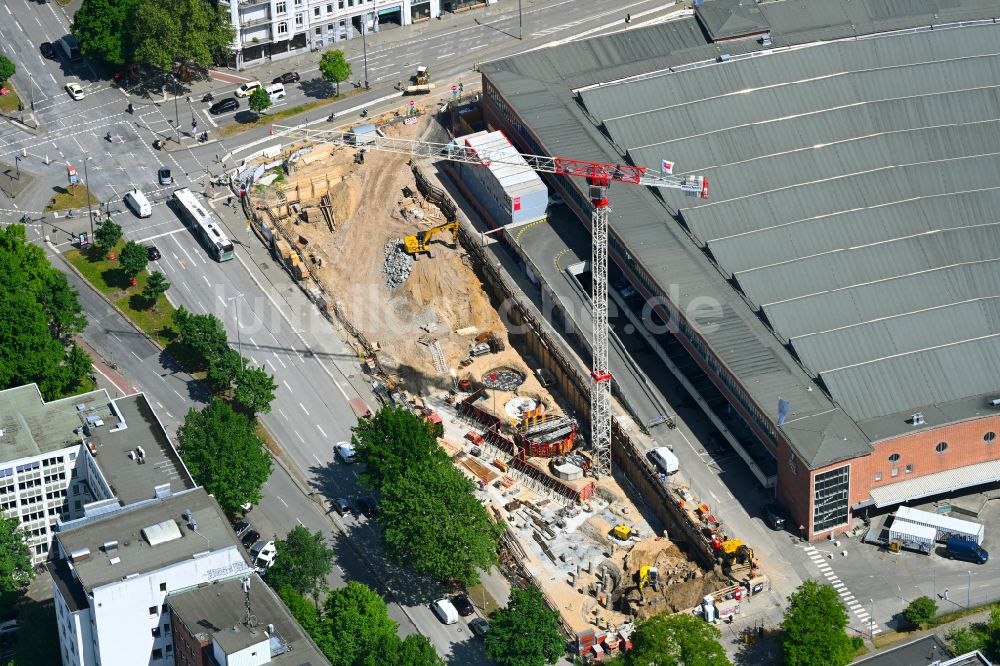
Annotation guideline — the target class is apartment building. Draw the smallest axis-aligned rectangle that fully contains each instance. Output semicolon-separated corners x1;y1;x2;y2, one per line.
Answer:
49;488;253;666
223;0;497;69
0;385;193;563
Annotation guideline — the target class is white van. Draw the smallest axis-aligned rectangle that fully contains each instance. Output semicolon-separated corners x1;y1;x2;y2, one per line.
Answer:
431;598;458;625
235;80;262;98
265;82;285;101
649;446;679;475
124;189;152;218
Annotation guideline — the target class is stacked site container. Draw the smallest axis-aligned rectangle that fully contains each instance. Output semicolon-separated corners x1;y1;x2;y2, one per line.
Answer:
456;130;548;227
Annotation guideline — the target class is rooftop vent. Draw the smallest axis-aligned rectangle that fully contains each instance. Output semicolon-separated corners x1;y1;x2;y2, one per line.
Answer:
761;32;772;46
109;557;121;565
990;398;1000;407
909;412;925;426
141;519;183;546
182;509;193;521
188;518;198;531
102;540;119;553
70;547;91;563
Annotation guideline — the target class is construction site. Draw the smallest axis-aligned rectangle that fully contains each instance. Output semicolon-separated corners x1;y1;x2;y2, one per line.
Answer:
237;99;772;659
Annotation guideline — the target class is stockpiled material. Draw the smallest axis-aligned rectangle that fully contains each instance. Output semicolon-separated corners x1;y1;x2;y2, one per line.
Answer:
383;238;414;289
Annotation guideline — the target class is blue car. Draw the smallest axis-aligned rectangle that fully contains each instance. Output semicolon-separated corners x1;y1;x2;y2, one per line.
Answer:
945;538;988;564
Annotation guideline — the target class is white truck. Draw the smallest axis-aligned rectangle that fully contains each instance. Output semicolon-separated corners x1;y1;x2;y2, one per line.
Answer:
896;506;985;544
887;519;934;554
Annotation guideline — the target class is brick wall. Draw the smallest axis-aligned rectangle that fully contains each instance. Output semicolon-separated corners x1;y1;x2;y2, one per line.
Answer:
170;612;210;666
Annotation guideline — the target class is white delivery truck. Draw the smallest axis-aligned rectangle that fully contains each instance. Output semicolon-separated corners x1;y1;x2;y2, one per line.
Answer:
887;519;935;554
895;506;985;544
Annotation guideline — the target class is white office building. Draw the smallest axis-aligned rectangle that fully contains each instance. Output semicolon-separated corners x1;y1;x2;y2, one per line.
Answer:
222;0;498;70
50;488;253;666
0;385;194;564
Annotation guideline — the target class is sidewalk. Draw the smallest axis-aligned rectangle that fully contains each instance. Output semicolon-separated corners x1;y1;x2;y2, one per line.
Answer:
76;335;135;397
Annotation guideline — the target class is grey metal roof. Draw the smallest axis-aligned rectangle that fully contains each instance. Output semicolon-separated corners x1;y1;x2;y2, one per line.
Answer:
695;0;771;41
481;3;1000;467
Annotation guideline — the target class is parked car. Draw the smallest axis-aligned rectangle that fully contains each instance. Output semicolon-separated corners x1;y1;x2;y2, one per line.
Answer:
431;598;458;625
335;498;351;516
240;529;260;550
146;245;161;261
158;166;172;185
356;496;377;518
762;504;786;531
272;72;301;84
234;80;263;98
250;540;277;573
65;82;85;101
648;446;679;475
0;620;17;638
335;441;356;464
469;617;490;640
209;97;239;114
946;538;989;564
39;42;57;60
452;594;474;617
233;519;251;537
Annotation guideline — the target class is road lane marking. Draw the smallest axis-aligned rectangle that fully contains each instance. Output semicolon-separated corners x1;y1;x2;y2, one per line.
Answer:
282;380;292;393
273;352;287;368
295;430;304;442
299;402;309;416
276;495;289;507
313;454;322;464
317;424;327;438
278;408;288;419
266;358;276;372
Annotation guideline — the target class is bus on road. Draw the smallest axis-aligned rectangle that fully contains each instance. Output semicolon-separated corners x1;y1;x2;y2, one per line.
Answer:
171;188;235;262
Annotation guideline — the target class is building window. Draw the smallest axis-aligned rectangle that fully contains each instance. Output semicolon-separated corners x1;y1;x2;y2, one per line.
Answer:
874;471;882;482
314;6;320;16
788;456;797;475
338;0;344;7
69;452;76;461
149;606;157;616
277;21;288;34
166;644;172;655
296;12;304;25
159;582;167;592
905;464;913;474
152;648;163;660
162;603;168;613
164;623;170;634
888;453;900;463
985;432;996;443
152;627;161;638
936;441;948;454
315;26;322;35
890;467;899;477
276;1;286;13
813;465;850;533
327;2;333;10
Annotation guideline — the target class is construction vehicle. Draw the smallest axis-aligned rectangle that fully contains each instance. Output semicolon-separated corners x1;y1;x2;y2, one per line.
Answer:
613;524;632;541
404;66;436;94
274;123;708;481
638;566;658;592
403;220;459;257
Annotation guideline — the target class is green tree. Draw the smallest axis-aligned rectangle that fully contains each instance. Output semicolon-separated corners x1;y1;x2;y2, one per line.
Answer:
141;271;170;304
903;595;938;629
119;240;148;280
267;525;333;605
948;626;985;656
0;226;88;398
177;399;272;515
320;581;399;666
72;0;136;67
380;461;502;586
207;348;243;394
0;517;34;594
781;580;853;666
352;406;448;492
625;613;729;666
234;364;279;414
486;587;564;666
94;219;122;251
0;55;14;83
278;586;322;636
985;604;1000;658
248;87;272;116
319;50;351;96
172;306;229;365
131;0;235;72
395;634;445;666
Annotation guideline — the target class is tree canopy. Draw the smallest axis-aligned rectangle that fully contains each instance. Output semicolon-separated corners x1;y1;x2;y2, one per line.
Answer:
267;525;333;605
903;596;938;629
395;634;445;666
379;460;502;586
141;271;170;304
234;364;278;414
177;399;272;515
781;580;854;666
320;582;401;666
94;219;122;250
0;517;34;594
319;50;351;95
72;0;136;67
352;406;448;492
248;87;272;116
119;240;148;280
0;55;14;83
207;348;243;394
485;587;565;666
624;613;729;666
172;306;229;367
0;225;89;399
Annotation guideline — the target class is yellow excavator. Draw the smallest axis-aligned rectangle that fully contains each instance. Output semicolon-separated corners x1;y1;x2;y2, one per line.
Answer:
403;220;459;258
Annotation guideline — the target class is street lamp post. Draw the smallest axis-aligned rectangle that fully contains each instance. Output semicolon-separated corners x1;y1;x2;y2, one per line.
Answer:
173;75;181;141
518;0;523;40
83;157;95;241
14;156;20;181
869;599;874;639
361;15;369;89
968;570;972;608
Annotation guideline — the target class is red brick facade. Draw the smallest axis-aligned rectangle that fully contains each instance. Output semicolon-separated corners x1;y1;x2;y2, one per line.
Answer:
170;612;210;666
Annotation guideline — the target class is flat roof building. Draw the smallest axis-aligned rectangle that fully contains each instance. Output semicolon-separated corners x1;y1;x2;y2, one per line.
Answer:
0;384;193;562
480;0;1000;539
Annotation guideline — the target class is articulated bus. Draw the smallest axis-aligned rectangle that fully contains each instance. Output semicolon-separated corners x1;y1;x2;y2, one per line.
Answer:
171;188;235;262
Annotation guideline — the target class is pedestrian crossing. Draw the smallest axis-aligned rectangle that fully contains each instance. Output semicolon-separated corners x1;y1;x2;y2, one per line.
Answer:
803;545;881;635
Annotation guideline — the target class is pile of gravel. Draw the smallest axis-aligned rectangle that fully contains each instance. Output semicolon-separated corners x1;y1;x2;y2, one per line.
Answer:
383;238;413;289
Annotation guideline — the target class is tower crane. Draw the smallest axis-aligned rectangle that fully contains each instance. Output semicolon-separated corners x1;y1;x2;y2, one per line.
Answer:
273;124;710;477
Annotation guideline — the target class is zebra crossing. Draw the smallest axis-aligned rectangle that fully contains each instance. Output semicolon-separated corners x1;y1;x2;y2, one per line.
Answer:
803;545;882;635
